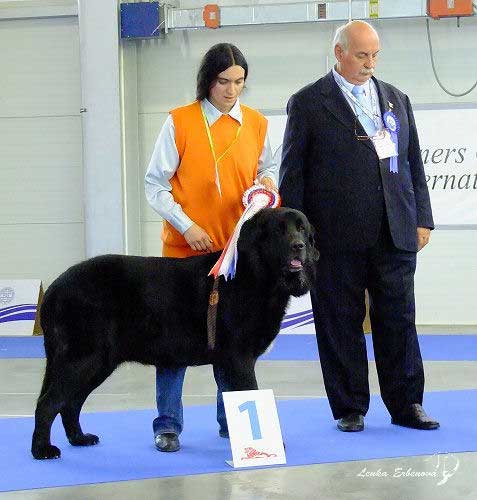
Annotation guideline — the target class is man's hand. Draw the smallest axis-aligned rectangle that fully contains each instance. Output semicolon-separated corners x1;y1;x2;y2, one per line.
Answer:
184;224;213;252
259;176;278;192
417;227;431;251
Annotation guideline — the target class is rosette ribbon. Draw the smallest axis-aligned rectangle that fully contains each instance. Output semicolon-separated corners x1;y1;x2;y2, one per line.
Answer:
209;185;281;280
383;111;400;173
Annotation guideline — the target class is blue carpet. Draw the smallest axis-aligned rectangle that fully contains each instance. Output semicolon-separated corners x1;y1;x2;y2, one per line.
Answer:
1;335;477;361
0;336;45;358
0;390;476;492
261;334;477;361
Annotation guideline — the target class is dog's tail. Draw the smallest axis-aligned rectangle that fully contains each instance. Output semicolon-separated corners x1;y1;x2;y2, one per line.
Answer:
39;286;63;360
39;287;54;336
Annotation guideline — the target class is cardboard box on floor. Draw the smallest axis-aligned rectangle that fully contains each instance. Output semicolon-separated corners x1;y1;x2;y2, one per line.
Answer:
363;290;371;334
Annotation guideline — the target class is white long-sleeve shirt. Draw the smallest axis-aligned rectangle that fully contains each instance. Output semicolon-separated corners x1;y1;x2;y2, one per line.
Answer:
145;98;278;235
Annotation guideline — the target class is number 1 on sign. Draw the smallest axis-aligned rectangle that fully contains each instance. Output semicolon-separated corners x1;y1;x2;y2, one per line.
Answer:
239;400;262;440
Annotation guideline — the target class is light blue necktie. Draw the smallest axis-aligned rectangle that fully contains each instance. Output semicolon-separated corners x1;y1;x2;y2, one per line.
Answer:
351;85;377;137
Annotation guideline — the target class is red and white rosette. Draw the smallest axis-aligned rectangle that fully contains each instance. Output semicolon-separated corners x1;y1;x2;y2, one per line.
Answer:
209;185;281;280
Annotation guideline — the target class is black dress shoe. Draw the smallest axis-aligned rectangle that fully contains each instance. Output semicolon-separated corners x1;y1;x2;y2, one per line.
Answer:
154;432;180;452
337;413;364;432
391;404;440;430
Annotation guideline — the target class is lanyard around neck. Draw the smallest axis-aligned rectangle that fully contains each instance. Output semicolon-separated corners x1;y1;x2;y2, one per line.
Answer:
339;80;381;128
201;104;242;197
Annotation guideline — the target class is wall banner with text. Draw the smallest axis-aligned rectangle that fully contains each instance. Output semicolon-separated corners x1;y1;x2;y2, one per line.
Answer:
267;107;477;226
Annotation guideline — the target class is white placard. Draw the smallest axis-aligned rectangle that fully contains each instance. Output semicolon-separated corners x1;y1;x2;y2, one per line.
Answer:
0;280;43;336
267;108;477;226
223;389;286;468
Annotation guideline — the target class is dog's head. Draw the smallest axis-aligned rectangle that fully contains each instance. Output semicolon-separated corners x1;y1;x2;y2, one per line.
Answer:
237;207;319;297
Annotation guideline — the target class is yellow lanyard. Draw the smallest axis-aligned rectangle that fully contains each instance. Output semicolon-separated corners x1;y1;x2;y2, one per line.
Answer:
201;105;242;197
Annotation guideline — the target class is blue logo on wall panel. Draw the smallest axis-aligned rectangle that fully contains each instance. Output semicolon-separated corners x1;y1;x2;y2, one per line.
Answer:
280;309;314;330
0;304;37;324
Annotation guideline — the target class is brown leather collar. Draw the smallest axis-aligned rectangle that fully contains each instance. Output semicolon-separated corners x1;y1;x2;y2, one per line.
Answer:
207;277;220;350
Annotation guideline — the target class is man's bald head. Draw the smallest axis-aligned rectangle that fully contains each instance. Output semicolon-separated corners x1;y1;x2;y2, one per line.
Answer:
333;20;379;51
334;21;380;85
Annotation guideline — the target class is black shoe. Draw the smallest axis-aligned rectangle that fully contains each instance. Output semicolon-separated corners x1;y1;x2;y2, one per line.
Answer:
154;432;180;452
219;428;229;439
391;404;440;430
337;413;364;432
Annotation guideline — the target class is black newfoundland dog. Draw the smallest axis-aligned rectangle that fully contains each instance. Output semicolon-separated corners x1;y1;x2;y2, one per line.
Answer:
31;207;318;459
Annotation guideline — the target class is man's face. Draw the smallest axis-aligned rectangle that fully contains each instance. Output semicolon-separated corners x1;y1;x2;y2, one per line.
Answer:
335;26;380;85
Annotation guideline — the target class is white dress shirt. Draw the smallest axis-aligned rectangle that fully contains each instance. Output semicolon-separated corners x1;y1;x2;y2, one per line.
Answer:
145;98;278;235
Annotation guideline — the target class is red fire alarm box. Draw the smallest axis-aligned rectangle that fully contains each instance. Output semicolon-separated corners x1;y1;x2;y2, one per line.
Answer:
203;4;220;28
427;0;473;19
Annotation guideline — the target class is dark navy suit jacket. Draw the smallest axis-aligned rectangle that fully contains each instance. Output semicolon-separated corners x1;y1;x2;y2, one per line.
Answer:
279;71;434;253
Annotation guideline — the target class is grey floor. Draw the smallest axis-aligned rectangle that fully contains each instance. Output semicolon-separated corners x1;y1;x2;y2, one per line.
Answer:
1;330;476;500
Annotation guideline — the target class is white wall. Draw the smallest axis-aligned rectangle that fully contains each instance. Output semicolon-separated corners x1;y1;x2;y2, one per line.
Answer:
0;14;84;287
131;15;477;324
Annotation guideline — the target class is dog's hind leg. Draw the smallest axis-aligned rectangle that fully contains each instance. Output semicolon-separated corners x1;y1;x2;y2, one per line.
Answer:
31;352;114;459
31;362;65;459
60;353;115;447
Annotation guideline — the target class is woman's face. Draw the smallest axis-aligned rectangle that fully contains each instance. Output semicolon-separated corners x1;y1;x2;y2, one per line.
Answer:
208;65;245;113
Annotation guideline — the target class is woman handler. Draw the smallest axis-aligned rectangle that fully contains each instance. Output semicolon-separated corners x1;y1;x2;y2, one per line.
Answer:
145;43;277;452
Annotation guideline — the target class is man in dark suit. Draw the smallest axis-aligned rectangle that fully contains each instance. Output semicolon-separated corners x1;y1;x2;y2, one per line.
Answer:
280;20;439;432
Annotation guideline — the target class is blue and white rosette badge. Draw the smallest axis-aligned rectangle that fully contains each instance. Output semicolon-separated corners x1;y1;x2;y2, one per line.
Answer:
383;111;399;173
209;185;281;280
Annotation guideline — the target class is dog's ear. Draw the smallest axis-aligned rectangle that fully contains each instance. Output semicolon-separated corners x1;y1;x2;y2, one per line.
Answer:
307;221;320;262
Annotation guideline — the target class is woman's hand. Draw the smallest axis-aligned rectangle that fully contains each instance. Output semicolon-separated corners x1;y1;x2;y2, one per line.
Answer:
259;176;278;192
184;224;214;252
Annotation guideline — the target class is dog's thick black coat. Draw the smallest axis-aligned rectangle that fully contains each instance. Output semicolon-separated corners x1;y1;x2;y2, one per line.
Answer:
31;208;318;459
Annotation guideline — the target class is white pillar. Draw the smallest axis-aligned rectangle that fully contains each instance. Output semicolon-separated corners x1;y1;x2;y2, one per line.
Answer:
78;0;124;257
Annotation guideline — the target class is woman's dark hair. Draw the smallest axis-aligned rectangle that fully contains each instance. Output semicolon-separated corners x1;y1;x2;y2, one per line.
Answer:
196;43;248;101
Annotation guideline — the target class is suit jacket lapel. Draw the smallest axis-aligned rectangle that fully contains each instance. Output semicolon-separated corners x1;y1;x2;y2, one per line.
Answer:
374;77;392;118
320;71;375;153
320;72;355;133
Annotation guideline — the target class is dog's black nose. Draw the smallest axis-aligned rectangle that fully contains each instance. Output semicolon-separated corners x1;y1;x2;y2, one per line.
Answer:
292;240;305;251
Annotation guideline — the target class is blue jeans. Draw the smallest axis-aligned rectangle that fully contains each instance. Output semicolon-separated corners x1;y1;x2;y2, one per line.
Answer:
152;365;228;437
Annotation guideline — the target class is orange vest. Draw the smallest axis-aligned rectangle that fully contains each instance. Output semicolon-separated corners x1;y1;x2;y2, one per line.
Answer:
162;101;267;258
